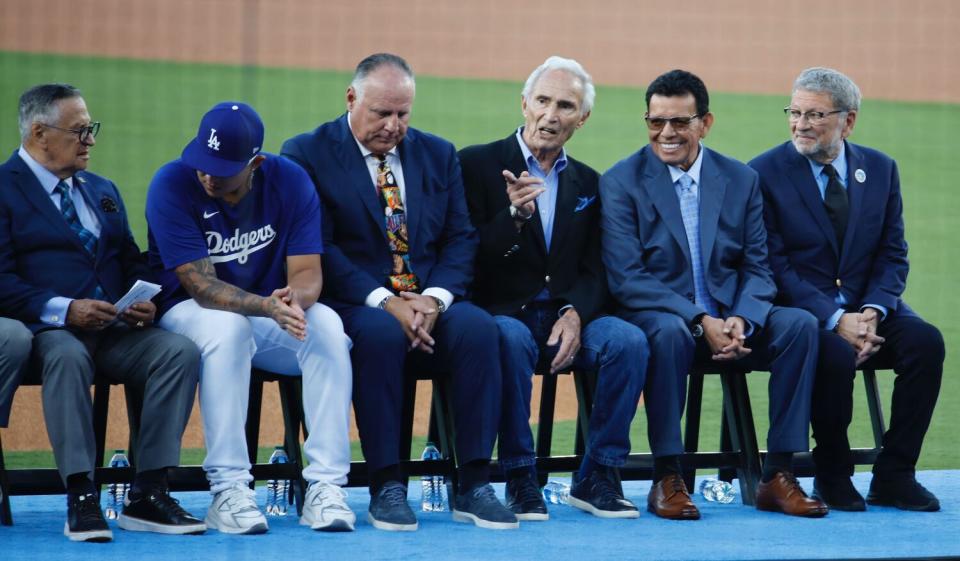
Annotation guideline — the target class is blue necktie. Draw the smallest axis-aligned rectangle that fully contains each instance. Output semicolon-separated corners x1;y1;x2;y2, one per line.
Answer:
677;173;718;317
55;180;105;300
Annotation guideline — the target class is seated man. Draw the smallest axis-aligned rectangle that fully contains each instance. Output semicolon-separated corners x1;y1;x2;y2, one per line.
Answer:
146;102;355;534
0;318;31;430
601;70;828;518
282;53;517;531
0;83;204;541
750;67;944;512
460;56;648;520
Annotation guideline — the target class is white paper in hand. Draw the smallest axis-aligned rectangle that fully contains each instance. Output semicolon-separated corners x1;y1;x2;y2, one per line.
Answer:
114;279;162;315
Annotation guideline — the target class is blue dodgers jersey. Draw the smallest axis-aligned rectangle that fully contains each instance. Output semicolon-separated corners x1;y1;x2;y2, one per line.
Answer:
146;154;323;315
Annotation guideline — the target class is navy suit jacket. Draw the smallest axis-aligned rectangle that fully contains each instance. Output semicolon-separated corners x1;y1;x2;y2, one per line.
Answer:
280;115;477;304
459;133;608;323
749;141;913;324
0;151;149;332
601;145;775;328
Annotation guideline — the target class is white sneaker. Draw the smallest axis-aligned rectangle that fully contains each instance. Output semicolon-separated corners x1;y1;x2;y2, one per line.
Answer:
205;483;269;535
300;482;356;531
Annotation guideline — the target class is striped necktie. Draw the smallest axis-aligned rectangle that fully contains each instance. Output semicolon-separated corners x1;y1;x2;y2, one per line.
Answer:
677;173;718;317
55;179;105;300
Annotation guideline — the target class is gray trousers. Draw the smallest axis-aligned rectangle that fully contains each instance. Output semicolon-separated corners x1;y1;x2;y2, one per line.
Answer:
32;325;200;483
0;317;32;427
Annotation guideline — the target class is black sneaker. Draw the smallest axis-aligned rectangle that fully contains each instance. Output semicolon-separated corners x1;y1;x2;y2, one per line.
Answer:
812;475;866;512
65;492;113;542
505;475;548;521
453;483;519;529
569;469;639;519
866;475;940;512
118;489;207;534
367;481;418;531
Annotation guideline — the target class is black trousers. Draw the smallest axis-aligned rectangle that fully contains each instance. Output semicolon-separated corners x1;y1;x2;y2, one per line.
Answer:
812;314;944;479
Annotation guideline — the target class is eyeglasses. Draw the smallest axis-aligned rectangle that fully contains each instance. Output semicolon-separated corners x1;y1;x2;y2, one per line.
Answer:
783;108;845;125
42;121;100;143
644;114;702;131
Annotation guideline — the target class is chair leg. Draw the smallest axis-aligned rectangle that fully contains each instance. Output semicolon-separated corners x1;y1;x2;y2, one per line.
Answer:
123;384;143;467
277;377;306;516
431;377;458;502
862;368;886;449
92;380;111;471
717;412;736;483
1;431;12;525
398;374;418;488
682;372;705;491
720;371;760;505
535;373;558;487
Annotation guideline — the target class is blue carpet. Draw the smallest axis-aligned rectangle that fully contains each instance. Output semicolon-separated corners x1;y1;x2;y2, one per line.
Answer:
3;471;958;561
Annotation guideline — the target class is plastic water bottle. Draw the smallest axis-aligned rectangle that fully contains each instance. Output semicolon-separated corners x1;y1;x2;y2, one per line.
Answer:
104;450;130;520
420;443;447;512
265;446;290;516
699;478;737;503
542;480;570;505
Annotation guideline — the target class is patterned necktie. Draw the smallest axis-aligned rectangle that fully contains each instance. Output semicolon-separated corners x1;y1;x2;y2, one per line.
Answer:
822;164;849;249
677;173;718;317
55;180;105;300
375;155;419;292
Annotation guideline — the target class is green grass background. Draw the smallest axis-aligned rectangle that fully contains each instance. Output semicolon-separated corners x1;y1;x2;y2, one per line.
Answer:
1;50;956;471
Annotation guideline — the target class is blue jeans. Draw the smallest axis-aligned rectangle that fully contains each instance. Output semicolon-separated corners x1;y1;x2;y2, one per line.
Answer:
495;308;649;472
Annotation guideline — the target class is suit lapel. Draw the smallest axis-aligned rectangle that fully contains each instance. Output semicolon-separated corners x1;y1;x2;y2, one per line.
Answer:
399;133;422;251
641;148;691;264
841;142;866;268
334;117;387;241
784;144;839;256
698;149;726;264
502;135;548;256
8;155;89;254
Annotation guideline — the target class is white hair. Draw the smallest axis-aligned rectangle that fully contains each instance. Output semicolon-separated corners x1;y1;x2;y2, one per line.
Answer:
522;56;596;116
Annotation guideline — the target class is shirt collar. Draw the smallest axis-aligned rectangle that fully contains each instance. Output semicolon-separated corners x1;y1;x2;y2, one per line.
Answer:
666;142;705;186
804;143;848;184
18;145;72;195
515;127;568;175
348;112;399;160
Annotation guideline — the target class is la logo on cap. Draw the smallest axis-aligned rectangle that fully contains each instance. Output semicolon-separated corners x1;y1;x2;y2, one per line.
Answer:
207;128;221;151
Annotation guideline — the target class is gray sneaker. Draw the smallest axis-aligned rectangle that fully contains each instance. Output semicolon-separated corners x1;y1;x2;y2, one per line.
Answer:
453;484;519;530
367;481;418;531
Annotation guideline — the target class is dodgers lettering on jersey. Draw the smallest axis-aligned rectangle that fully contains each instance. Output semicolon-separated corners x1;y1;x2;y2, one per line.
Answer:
145;154;323;315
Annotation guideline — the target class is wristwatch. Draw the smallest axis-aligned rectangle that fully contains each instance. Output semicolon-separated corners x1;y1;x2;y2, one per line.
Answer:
690;314;705;338
378;295;394;310
509;205;533;221
429;295;447;314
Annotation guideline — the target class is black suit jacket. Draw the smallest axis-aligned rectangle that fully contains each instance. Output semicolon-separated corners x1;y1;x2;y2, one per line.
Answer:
459;133;608;323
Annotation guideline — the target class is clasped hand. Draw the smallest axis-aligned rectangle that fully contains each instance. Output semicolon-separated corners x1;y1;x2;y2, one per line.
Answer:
383;291;440;353
702;315;752;361
268;286;307;341
836;308;885;365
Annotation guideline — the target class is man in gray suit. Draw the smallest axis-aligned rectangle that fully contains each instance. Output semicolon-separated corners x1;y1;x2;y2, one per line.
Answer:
0;84;205;541
601;70;827;518
0;318;31;428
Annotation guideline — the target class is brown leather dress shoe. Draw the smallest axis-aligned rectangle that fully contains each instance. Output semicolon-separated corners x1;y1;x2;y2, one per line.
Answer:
756;472;829;517
647;474;700;520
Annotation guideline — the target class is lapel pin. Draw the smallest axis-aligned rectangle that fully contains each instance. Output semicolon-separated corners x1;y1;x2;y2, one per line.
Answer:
855;169;866;183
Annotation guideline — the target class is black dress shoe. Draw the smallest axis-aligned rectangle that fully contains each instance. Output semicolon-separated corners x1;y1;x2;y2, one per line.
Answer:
505;475;548;521
118;489;207;534
812;476;866;512
867;475;940;512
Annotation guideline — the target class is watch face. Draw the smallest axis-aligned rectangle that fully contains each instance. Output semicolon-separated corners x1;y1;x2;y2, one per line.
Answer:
691;324;704;338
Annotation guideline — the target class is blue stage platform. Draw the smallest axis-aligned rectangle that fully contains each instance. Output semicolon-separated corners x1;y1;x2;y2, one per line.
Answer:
3;471;958;561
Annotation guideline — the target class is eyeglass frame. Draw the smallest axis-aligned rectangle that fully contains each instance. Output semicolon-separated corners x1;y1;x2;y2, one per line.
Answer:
41;121;101;143
643;113;703;131
783;107;847;125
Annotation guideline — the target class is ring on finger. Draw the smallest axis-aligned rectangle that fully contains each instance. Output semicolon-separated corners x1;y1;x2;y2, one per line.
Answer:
136;320;145;328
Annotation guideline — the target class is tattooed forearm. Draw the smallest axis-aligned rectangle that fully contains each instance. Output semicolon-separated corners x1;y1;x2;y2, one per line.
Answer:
175;258;275;317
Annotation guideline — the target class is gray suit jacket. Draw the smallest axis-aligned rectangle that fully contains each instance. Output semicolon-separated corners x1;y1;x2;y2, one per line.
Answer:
600;145;775;328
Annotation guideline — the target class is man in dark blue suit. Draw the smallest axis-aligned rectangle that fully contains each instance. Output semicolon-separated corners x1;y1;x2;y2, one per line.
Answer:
602;70;827;518
281;54;516;531
0;84;203;540
749;67;944;512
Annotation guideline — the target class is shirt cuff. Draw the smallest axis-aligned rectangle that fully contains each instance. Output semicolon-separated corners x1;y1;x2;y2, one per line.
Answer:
826;308;845;331
41;296;72;326
365;287;395;308
422;287;454;312
861;304;888;321
742;318;755;338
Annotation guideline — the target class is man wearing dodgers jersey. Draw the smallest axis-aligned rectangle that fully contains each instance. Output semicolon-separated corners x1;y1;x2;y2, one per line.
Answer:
146;102;355;534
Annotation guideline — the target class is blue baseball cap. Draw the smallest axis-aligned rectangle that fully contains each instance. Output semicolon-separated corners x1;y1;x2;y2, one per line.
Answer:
181;101;264;177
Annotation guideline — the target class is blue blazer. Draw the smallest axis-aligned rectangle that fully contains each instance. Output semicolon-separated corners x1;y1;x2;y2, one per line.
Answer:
749;141;913;324
281;115;477;304
0;151;149;332
600;145;775;328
